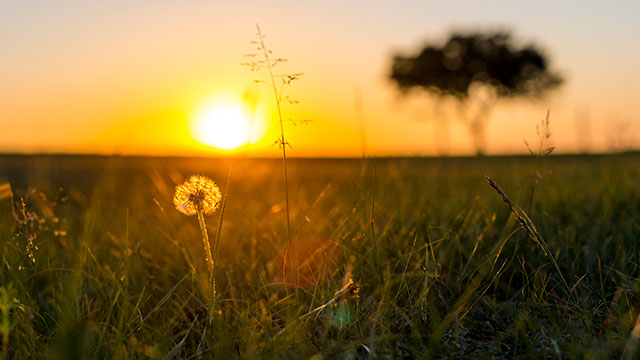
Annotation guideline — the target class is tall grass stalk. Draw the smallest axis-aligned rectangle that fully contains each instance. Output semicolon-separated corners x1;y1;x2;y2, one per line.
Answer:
253;24;294;285
524;110;554;211
486;176;577;305
370;157;382;282
0;285;13;358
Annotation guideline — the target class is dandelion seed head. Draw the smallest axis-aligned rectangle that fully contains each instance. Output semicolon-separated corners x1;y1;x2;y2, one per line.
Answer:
173;175;221;216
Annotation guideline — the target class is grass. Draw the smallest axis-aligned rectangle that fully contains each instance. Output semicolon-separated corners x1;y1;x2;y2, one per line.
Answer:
243;25;303;287
0;153;639;359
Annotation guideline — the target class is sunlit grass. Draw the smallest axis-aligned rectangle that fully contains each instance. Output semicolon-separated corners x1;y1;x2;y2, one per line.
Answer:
0;154;639;358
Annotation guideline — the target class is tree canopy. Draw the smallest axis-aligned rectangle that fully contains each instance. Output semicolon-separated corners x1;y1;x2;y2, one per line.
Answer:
390;31;563;99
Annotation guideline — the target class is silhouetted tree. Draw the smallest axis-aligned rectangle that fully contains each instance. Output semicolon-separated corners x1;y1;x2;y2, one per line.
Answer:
390;31;563;155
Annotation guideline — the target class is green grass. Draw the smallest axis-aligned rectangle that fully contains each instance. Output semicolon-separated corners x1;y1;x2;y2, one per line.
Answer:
1;154;639;359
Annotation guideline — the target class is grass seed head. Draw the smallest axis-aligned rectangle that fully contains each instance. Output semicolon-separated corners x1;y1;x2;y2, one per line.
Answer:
173;175;221;216
336;277;360;301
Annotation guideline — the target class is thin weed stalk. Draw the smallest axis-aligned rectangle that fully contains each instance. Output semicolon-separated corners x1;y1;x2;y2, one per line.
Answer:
370;157;382;283
0;285;13;359
485;176;577;305
253;24;294;286
524;110;554;211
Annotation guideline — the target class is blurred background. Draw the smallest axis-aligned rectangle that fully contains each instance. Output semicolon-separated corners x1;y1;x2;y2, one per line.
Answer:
1;0;639;157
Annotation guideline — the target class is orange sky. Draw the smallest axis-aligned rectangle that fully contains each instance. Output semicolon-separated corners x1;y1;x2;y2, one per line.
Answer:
1;1;639;156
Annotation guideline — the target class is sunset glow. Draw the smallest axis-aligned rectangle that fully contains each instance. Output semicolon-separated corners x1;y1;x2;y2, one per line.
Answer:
190;99;258;151
1;1;639;156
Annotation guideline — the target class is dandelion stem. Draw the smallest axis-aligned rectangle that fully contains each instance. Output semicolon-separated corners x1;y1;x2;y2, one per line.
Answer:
196;208;213;279
196;207;216;325
210;170;230;323
173;175;221;323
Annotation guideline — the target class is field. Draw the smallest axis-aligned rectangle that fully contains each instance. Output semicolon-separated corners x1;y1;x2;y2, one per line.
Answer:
1;154;639;359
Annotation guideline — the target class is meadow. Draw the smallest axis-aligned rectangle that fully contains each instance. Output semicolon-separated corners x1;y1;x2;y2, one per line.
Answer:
1;153;639;359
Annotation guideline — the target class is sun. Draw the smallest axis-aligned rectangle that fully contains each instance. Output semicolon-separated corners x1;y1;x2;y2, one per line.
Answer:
190;99;255;150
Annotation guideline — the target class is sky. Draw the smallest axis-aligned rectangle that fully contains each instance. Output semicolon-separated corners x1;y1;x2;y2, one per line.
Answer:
1;0;639;156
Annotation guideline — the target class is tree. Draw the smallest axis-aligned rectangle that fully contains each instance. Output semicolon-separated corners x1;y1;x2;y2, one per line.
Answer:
390;31;563;155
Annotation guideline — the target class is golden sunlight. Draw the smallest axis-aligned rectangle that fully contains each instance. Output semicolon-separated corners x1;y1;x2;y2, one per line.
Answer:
190;99;256;150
